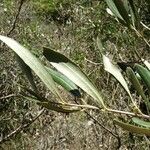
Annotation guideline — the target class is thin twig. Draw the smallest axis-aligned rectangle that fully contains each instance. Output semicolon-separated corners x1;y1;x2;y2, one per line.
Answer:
74;98;120;144
7;0;26;36
140;22;150;31
0;109;44;144
107;108;150;119
85;58;102;65
65;103;99;110
0;94;15;100
84;111;121;149
85;111;119;138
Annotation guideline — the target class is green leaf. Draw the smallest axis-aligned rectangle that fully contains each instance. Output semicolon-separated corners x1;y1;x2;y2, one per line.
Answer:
135;64;150;92
126;67;150;111
128;0;140;29
103;56;141;113
132;117;150;128
45;66;81;98
114;119;150;136
105;0;124;20
113;0;131;27
0;35;63;102
15;54;37;92
43;47;106;109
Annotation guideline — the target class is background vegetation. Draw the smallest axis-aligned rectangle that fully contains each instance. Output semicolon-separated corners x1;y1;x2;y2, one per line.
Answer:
0;0;150;149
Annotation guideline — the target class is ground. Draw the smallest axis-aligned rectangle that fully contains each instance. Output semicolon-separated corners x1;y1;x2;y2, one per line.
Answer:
0;0;150;149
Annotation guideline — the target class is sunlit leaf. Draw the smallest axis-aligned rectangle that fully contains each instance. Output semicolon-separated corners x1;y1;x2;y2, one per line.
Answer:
114;119;150;136
103;55;141;113
105;0;124;20
45;67;81;98
103;55;130;96
0;35;63;102
132;117;150;128
43;47;106;109
142;59;150;70
15;54;37;92
106;8;114;16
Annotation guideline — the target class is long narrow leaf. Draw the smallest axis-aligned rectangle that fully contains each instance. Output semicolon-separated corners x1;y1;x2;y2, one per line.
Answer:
43;47;106;109
132;117;150;128
113;0;131;27
105;0;124;20
103;55;141;113
0;35;63;102
126;67;150;111
23;96;81;113
15;54;37;92
45;66;81;98
114;119;150;135
128;0;140;29
103;55;131;96
135;64;150;92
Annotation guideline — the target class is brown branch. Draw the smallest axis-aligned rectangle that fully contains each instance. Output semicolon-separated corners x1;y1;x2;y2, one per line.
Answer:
7;0;26;36
84;111;121;149
0;109;44;145
85;111;118;138
74;98;121;148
